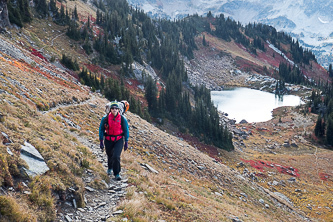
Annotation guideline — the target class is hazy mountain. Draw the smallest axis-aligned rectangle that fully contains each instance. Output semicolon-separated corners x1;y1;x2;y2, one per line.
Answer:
127;0;333;68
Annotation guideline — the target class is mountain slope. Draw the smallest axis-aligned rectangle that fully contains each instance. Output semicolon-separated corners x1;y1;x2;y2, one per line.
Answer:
0;0;332;221
127;0;333;68
0;28;309;221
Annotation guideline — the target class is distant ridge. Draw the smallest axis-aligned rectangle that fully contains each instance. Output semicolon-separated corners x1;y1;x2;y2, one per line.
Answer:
127;0;333;68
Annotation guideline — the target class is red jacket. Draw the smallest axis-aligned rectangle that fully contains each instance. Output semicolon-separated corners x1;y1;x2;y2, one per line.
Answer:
105;113;123;141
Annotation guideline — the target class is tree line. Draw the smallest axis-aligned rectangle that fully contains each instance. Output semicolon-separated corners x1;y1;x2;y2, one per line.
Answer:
310;82;333;147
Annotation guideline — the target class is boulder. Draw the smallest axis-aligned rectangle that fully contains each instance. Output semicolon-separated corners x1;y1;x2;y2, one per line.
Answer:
20;141;50;177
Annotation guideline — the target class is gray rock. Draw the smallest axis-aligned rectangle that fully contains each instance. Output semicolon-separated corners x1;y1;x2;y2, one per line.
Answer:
215;192;223;197
65;215;72;222
85;186;96;192
283;143;290;148
6;147;13;156
288;177;297;183
231;217;243;222
89;103;97;108
77;208;85;212
21;141;45;161
20;142;49;177
94;202;107;209
113;210;123;214
237;162;245;167
114;187;122;191
144;163;159;174
273;192;293;206
197;166;205;170
73;199;77;209
268;180;279;186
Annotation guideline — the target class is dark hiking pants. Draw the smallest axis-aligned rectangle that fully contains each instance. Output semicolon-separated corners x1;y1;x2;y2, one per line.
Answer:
105;137;123;176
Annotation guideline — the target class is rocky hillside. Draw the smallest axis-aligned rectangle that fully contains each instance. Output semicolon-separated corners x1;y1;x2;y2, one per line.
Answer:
0;1;332;222
185;32;330;92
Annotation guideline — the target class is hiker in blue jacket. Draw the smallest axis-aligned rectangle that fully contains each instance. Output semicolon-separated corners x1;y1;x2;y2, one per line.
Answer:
99;101;129;180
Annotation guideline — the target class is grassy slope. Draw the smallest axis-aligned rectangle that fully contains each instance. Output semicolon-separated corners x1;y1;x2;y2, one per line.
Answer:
0;1;332;221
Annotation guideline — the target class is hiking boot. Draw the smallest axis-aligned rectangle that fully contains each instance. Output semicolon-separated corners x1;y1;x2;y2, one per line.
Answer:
115;174;122;181
107;169;112;175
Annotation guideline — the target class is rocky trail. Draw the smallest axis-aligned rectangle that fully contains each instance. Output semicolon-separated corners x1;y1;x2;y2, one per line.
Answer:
56;130;129;222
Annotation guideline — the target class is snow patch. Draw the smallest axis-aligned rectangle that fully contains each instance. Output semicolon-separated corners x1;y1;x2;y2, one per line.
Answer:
318;17;329;24
266;40;295;67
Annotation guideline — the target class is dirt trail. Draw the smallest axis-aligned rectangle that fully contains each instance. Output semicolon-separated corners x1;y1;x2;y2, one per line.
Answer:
40;32;65;50
41;94;97;115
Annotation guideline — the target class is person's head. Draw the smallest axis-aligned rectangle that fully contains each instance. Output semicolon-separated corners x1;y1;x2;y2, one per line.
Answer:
110;101;119;116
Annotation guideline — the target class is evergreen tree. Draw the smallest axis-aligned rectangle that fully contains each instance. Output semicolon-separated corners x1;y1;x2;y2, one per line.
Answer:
19;0;32;22
66;20;81;40
315;115;325;138
326;115;333;146
202;34;207;46
329;64;333;77
61;54;79;71
144;76;158;115
49;0;58;16
55;4;67;25
8;0;32;26
73;5;79;21
35;0;48;17
7;0;23;27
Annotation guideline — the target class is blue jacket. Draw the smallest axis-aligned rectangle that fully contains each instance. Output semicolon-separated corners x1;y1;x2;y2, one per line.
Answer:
99;114;129;142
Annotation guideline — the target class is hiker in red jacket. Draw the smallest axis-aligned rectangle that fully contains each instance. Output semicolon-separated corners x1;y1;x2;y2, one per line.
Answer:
100;101;129;180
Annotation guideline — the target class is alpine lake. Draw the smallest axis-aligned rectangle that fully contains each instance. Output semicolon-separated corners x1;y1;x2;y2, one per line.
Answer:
211;87;304;123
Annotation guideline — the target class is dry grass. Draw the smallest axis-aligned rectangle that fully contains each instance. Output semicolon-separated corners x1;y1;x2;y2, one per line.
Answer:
0;196;37;222
104;112;308;222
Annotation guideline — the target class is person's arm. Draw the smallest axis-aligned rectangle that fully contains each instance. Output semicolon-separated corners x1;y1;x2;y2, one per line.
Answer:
121;115;129;142
99;115;106;141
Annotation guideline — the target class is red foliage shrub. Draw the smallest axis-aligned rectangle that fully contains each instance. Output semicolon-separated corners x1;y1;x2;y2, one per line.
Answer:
319;173;331;181
30;47;47;62
240;158;300;177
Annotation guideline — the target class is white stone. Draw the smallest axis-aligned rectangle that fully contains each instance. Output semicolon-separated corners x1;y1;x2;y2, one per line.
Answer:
113;210;123;214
